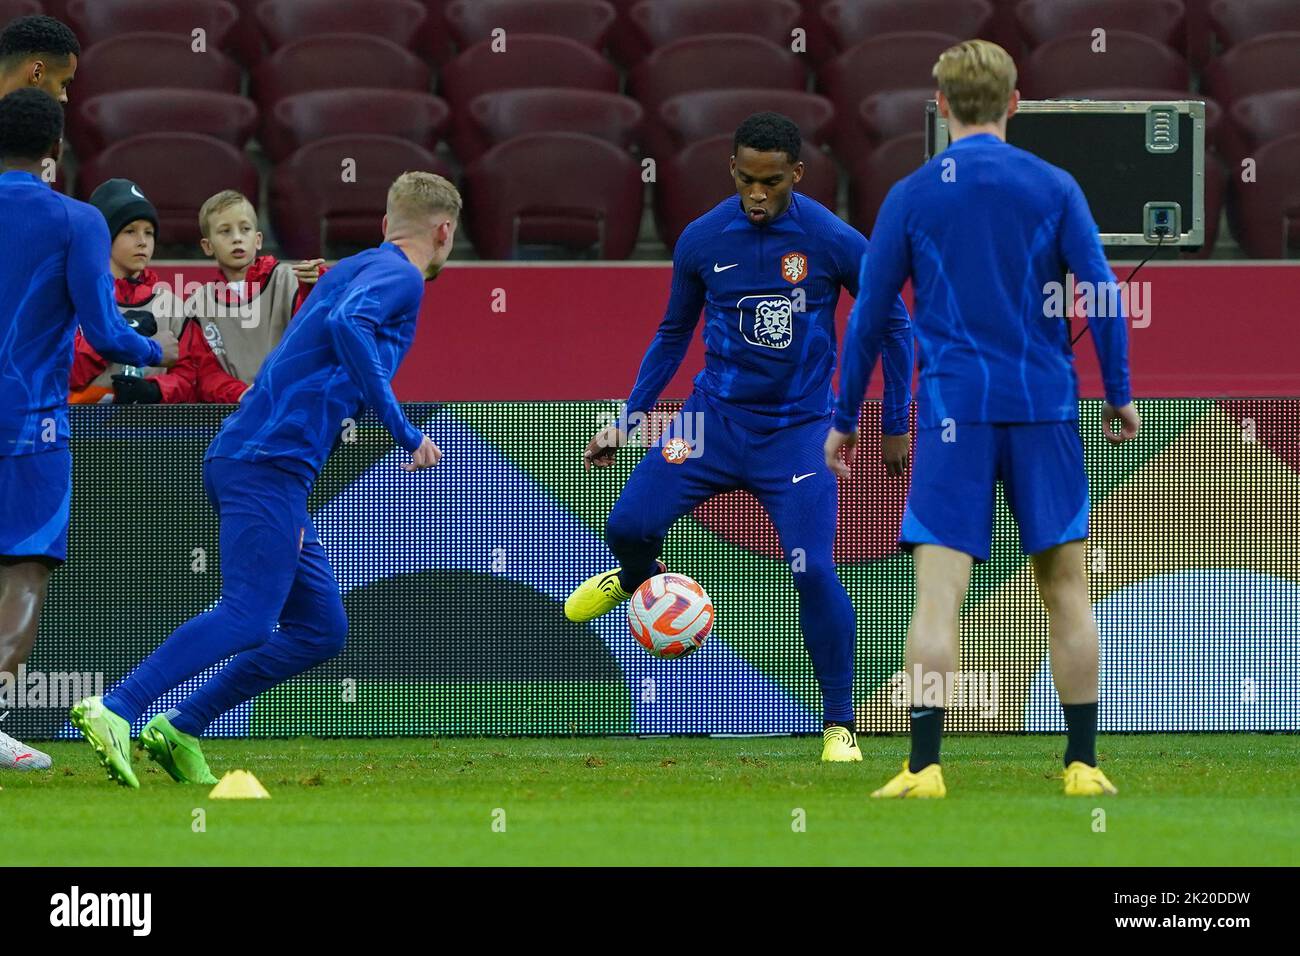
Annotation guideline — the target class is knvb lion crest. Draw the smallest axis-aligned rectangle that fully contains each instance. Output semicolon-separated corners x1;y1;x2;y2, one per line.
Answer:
738;294;794;350
781;251;808;284
661;437;692;464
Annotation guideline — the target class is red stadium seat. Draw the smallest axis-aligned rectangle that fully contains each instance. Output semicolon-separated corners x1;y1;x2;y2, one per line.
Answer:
77;133;259;246
630;35;806;119
1015;0;1186;49
822;0;993;52
271;135;454;259
444;0;617;50
264;89;449;163
1204;33;1300;105
1184;0;1215;67
69;90;258;156
254;35;430;110
658;90;836;151
441;35;619;162
603;0;649;66
655;133;839;249
858;89;936;148
1060;88;1223;151
255;0;426;51
1020;31;1190;99
464;132;643;259
628;0;801;51
468;89;643;152
412;0;457;65
65;0;240;50
0;2;44;22
1209;0;1300;49
819;32;958;160
1226;91;1300;166
1226;132;1300;258
73;34;242;102
849;133;927;236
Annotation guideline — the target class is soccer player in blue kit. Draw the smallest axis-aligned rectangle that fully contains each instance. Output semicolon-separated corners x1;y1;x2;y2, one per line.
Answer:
0;89;178;772
826;41;1140;797
72;172;460;788
567;113;914;761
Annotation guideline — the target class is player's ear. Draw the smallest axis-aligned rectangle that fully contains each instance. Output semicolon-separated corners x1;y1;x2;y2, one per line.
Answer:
381;213;389;237
936;90;949;119
729;155;737;178
1007;90;1020;120
791;160;804;185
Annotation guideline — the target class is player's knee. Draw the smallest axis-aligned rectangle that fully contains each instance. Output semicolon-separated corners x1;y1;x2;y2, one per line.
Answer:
312;603;349;661
789;554;839;594
605;504;647;553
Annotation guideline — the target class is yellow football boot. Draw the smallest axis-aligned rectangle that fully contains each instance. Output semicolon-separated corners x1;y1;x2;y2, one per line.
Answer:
821;725;863;762
1064;761;1118;796
871;760;947;798
564;560;665;623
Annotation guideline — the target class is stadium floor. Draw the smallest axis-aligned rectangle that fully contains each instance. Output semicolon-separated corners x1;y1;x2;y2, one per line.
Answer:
5;735;1296;866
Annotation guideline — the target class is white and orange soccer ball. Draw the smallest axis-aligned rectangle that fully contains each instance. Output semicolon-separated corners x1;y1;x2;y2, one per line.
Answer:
628;573;714;659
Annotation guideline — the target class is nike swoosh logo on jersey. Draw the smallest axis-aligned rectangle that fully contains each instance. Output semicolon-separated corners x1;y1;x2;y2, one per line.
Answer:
713;263;739;272
792;472;816;483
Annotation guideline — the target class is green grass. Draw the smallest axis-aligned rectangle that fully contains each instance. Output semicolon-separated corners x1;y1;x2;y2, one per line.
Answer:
4;735;1297;866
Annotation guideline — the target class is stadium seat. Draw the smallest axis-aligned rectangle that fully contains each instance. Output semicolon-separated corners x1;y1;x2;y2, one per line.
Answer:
849;132;927;236
1183;0;1215;67
77;133;259;247
818;32;959;161
263;89;450;163
412;0;457;65
468;89;643;153
0;1;44;23
655;134;839;249
441;36;619;162
822;0;993;52
65;0;240;50
463;132;643;259
1015;0;1186;49
254;35;430;110
628;0;801;51
254;0;426;51
271;134;453;259
1203;33;1300;105
444;0;617;50
1226;132;1300;258
69;90;258;156
658;90;836;151
858;89;936;148
630;35;806;120
73;34;242;102
1226;91;1300;166
1020;31;1190;99
1208;0;1300;49
1060;88;1223;151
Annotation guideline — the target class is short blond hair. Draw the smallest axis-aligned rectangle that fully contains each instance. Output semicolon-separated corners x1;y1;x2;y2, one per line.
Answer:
198;189;257;239
387;171;461;225
933;39;1017;126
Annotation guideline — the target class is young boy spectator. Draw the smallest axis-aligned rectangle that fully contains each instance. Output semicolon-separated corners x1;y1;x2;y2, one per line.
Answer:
183;190;325;388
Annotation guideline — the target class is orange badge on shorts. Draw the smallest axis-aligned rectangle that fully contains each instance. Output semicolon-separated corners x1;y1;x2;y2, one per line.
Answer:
781;251;808;284
661;438;692;464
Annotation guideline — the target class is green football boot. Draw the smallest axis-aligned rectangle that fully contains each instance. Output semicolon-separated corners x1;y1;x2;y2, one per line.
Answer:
140;714;219;785
70;696;139;789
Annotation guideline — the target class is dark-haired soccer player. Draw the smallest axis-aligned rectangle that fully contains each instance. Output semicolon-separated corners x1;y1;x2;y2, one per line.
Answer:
72;173;458;789
567;113;913;761
0;89;177;771
0;14;80;103
828;40;1139;797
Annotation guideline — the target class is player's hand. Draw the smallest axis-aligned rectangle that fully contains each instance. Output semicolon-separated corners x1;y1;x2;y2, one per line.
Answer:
403;435;441;472
584;425;627;470
1101;402;1141;445
293;258;326;285
882;431;911;477
154;330;179;367
824;428;858;479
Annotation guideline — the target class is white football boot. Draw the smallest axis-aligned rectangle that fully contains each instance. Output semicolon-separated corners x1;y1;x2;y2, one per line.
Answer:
0;728;52;770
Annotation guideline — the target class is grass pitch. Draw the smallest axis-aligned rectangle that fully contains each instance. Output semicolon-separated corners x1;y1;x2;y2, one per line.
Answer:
3;734;1296;866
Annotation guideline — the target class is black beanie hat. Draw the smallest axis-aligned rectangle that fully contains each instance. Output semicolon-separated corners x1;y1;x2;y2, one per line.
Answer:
88;178;159;240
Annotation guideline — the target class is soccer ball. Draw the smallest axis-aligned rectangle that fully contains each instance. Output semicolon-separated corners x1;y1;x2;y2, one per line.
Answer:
629;573;713;659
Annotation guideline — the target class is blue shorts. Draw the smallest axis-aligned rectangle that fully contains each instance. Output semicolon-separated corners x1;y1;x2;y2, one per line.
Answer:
0;449;73;565
900;421;1089;562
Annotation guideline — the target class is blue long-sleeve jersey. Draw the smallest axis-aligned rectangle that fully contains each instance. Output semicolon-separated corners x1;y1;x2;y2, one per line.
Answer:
620;194;913;436
834;133;1132;435
207;242;426;476
0;170;163;455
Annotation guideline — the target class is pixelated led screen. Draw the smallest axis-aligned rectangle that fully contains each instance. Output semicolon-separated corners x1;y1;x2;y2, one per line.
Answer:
13;399;1299;740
